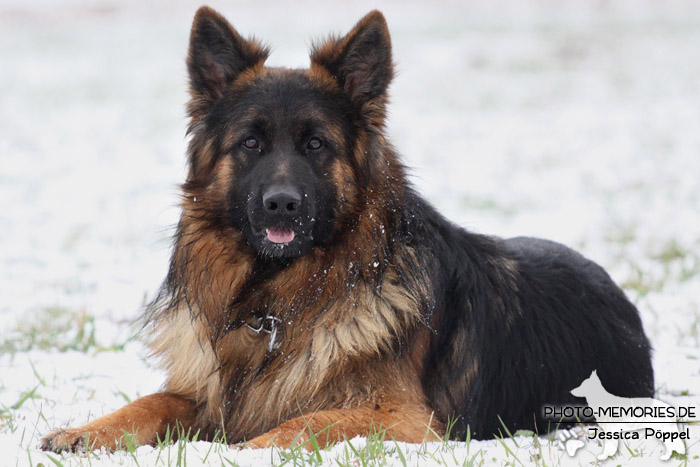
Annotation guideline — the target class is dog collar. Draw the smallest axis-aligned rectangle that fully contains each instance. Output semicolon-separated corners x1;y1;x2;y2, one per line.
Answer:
244;315;282;352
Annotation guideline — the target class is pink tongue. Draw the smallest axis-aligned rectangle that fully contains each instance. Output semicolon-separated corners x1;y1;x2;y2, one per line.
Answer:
266;227;295;243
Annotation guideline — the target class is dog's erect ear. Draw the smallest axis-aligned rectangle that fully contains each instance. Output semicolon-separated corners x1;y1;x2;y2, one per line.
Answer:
311;11;393;115
187;7;269;104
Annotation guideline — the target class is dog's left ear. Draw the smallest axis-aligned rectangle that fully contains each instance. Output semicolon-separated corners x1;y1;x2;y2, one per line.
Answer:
311;11;393;118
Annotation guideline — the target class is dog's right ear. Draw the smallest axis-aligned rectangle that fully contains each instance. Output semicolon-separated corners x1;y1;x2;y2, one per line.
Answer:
187;7;268;113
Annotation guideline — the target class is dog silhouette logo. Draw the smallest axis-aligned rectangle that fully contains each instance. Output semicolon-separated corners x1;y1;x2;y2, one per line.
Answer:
570;370;686;461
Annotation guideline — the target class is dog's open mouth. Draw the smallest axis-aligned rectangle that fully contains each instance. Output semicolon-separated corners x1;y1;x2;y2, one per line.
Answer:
266;227;295;244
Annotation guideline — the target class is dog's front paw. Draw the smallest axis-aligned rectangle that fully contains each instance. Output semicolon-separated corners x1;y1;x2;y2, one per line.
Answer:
231;440;262;450
232;437;269;449
40;428;90;453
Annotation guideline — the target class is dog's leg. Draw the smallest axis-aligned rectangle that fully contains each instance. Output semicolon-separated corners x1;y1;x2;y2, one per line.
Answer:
243;402;442;449
40;393;198;453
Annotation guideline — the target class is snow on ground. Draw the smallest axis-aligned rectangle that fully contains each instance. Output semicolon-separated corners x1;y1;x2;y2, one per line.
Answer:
1;0;699;465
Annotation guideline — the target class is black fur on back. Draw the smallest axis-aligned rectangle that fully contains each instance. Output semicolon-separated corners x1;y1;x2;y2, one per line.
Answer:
400;192;654;438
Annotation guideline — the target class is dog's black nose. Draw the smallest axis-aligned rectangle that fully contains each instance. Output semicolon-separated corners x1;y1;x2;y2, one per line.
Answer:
263;185;302;214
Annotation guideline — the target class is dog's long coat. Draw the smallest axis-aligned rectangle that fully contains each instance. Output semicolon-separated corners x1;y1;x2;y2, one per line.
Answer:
41;7;654;452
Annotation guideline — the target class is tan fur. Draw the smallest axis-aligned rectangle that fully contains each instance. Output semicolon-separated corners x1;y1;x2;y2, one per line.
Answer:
180;239;438;441
209;154;235;198
169;219;253;331
149;308;218;403
311;268;422;372
189;137;217;179
245;399;442;449
40;394;198;452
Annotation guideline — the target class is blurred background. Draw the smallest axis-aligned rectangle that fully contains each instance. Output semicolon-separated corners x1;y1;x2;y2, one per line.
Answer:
1;0;699;461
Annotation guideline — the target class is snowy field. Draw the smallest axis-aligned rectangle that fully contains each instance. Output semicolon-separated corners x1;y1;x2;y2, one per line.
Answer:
1;0;699;465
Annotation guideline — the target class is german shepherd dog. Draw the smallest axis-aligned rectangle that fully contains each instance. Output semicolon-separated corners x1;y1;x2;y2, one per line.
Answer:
41;7;654;452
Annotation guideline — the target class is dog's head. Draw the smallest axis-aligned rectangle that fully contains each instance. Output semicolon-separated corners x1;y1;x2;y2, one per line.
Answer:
181;7;395;260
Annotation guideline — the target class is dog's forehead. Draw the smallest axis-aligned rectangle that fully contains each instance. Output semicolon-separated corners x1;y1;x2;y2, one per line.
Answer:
230;68;342;125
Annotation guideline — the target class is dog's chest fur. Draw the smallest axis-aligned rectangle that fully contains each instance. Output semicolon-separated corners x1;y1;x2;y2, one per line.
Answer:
149;247;429;438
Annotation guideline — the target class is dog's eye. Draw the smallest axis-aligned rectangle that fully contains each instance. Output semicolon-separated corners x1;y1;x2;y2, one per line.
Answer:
307;137;323;151
243;137;259;149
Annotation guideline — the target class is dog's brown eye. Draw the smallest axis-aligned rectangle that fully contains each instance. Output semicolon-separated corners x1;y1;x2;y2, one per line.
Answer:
243;137;259;149
307;137;322;151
